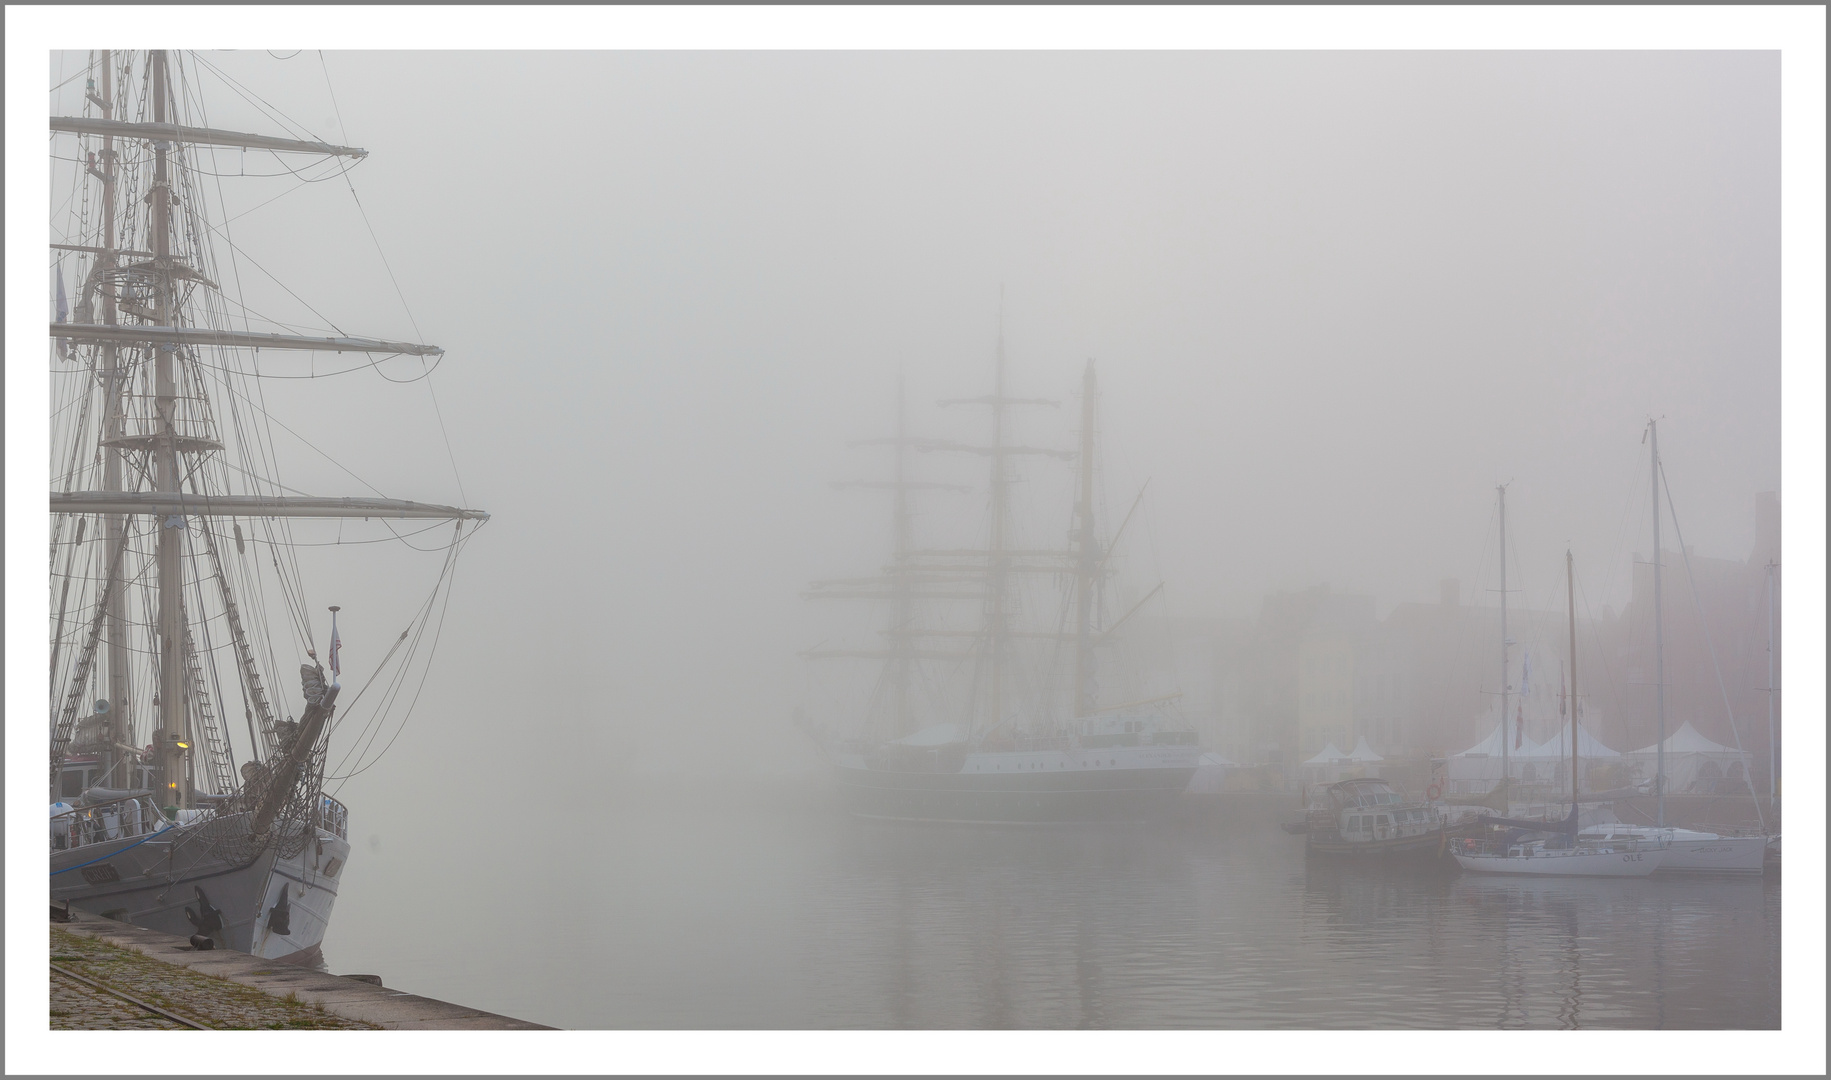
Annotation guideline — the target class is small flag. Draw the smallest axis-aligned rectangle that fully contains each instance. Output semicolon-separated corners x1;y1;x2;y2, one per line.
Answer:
329;608;342;685
1514;700;1524;750
1520;651;1532;697
1559;661;1567;718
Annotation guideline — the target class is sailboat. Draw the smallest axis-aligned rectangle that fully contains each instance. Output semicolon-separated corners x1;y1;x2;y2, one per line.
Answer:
804;349;1199;823
1567;421;1769;873
47;51;487;963
1452;550;1668;876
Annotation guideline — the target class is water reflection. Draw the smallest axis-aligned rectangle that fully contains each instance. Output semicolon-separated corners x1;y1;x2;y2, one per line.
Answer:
332;779;1780;1029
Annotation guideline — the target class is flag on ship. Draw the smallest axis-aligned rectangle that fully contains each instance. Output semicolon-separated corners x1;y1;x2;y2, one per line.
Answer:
329;608;342;685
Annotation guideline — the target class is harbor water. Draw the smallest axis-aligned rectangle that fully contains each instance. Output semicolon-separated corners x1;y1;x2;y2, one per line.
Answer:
327;778;1780;1030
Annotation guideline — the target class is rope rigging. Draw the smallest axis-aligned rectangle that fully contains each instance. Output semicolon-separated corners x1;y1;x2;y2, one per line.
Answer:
49;49;483;828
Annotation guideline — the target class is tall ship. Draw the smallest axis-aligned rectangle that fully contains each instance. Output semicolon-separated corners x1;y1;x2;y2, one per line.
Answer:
47;50;487;963
803;338;1199;822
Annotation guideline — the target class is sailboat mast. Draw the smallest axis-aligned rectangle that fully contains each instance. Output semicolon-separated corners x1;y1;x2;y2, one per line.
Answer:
150;49;190;809
1073;360;1098;718
891;378;912;738
1567;549;1579;805
987;306;1008;740
1648;419;1666;827
1497;483;1510;798
1766;559;1776;808
96;49;134;790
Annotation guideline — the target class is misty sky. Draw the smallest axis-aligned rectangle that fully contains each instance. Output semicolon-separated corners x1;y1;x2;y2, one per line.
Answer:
35;49;1785;778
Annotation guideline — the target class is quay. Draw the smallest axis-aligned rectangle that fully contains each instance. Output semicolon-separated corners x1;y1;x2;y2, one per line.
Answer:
51;909;551;1030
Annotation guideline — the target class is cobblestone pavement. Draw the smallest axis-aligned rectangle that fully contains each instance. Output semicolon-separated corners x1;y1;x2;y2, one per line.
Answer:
50;929;378;1030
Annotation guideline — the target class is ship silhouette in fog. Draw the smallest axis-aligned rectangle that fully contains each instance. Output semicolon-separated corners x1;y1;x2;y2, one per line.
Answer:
803;335;1198;822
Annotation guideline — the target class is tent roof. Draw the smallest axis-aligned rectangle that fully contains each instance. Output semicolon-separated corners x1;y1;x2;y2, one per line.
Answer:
1347;736;1384;762
1302;742;1347;766
1452;724;1508;758
1630;720;1742;757
1528;720;1622;758
1198;751;1238;769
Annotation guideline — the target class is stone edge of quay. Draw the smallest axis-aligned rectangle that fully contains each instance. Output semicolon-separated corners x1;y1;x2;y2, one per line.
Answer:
55;912;555;1030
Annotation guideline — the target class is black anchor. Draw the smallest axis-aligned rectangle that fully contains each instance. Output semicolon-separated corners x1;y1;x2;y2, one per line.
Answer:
267;882;292;937
184;885;224;938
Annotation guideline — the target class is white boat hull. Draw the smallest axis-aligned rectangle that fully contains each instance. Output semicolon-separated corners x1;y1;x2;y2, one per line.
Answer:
1579;827;1768;874
1454;845;1667;877
1658;836;1767;873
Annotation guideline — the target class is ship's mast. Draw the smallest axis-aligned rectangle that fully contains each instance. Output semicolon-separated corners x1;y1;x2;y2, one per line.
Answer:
149;49;192;809
95;50;134;791
1497;483;1510;801
1073;360;1099;718
1567;549;1579;807
1648;419;1666;827
51;49;486;811
987;308;1009;739
1766;559;1777;810
890;378;914;738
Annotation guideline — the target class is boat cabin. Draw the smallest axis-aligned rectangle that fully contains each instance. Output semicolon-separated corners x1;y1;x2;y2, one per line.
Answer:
55;754;155;802
1307;777;1443;845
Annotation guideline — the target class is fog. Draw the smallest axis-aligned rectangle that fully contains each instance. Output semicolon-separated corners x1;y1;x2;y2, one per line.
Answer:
53;50;1777;756
30;45;1798;1042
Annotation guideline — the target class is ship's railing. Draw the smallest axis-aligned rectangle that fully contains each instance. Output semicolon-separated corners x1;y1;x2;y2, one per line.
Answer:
1691;822;1773;838
314;794;349;840
50;794;168;852
1453;836;1539;857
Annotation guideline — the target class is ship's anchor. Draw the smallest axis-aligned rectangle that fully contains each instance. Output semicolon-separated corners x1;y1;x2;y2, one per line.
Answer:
267;883;292;937
185;885;223;948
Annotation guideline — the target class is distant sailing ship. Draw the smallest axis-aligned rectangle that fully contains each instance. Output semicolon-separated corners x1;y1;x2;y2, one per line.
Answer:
804;338;1199;823
48;50;487;962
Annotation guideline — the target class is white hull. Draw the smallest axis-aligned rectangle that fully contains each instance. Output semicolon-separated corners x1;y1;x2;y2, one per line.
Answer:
1454;845;1667;877
1579;826;1767;874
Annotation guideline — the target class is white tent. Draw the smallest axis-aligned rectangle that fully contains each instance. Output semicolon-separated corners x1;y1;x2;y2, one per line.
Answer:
1626;721;1751;794
1184;751;1239;795
1452;723;1517;759
1300;742;1352;786
1347;737;1384;763
1447;723;1549;792
1447;726;1506;792
1521;721;1621;759
1477;722;1625;788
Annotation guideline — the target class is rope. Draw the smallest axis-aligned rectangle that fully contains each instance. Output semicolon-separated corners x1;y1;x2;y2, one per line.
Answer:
50;829;161;875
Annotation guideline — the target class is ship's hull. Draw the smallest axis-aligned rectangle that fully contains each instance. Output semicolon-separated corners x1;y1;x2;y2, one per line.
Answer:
1306;828;1449;860
1453;846;1667;877
1588;829;1768;874
51;815;348;965
834;745;1199;823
